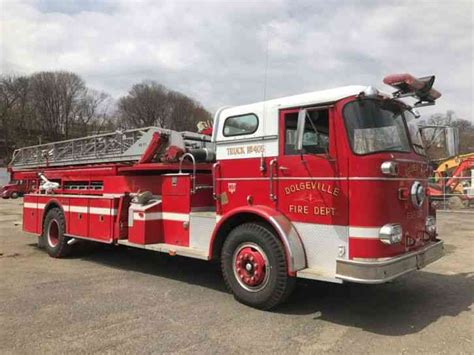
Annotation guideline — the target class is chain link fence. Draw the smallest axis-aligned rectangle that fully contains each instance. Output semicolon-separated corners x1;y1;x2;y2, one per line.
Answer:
429;176;474;211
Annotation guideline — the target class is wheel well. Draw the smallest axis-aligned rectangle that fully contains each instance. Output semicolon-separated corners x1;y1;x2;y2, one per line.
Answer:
211;212;280;260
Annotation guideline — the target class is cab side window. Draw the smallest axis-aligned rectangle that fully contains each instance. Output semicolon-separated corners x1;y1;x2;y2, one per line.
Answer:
223;114;258;137
284;109;330;155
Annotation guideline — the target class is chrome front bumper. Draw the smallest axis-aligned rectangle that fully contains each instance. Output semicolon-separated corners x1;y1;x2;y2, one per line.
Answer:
335;240;444;284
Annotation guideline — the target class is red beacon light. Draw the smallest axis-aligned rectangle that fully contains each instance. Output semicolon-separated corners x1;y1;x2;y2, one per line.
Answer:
383;73;441;107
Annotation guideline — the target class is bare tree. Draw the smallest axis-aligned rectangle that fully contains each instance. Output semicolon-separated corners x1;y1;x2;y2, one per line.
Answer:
166;91;212;132
29;71;86;141
72;89;111;136
0;73;214;164
118;81;212;131
0;75;31;156
118;81;170;128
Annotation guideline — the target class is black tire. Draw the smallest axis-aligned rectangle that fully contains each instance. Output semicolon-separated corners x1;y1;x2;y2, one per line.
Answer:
37;234;46;249
10;191;19;199
221;223;296;310
43;208;71;258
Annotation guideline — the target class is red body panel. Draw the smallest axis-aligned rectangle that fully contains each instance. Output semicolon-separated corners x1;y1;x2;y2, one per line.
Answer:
128;202;163;244
68;197;89;237
23;195;39;234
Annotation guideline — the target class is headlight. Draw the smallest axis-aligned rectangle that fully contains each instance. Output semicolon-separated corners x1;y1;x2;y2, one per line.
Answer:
410;181;425;209
425;216;436;235
379;223;403;245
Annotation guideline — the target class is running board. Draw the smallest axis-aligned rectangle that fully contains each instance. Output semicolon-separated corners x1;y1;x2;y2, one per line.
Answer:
117;240;210;260
297;267;343;284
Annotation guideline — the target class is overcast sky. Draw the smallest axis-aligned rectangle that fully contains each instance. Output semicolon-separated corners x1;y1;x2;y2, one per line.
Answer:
1;0;473;120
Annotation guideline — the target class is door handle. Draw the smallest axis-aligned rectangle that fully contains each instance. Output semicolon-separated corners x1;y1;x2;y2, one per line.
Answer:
278;166;290;176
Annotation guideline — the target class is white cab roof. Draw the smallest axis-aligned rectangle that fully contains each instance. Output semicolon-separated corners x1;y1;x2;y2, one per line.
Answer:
213;85;382;142
219;85;368;118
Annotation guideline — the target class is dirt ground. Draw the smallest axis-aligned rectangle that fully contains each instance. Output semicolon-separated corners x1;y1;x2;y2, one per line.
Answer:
0;198;472;354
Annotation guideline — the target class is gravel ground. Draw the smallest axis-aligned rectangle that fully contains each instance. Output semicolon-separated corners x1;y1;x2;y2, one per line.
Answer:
0;199;472;354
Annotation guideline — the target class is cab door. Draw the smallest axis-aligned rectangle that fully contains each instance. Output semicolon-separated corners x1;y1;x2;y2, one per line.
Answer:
276;106;349;272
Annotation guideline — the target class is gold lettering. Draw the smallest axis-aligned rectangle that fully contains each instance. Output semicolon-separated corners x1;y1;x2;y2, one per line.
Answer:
289;204;309;215
284;181;341;197
227;147;246;155
313;206;336;216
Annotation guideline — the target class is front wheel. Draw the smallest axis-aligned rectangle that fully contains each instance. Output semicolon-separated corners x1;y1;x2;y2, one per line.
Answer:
43;208;72;258
221;223;295;310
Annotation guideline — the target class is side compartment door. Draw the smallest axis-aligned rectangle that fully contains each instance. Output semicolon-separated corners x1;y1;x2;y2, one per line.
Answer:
89;198;114;242
23;195;39;234
68;198;89;237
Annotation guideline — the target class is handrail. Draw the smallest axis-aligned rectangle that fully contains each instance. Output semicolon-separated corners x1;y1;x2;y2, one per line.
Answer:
269;158;277;201
212;162;221;200
179;153;196;194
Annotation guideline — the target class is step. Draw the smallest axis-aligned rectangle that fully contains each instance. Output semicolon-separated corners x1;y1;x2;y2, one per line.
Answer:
190;210;216;218
117;240;209;260
296;267;342;284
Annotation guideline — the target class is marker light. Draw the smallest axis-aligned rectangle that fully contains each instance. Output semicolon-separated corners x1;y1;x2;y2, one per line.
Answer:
425;216;436;235
379;224;403;245
381;161;399;176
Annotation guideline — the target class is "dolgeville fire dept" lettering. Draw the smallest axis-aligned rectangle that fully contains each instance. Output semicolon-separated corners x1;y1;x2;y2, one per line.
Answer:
284;182;340;197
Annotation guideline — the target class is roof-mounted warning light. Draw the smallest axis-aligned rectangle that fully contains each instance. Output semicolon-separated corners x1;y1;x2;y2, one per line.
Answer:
383;73;441;108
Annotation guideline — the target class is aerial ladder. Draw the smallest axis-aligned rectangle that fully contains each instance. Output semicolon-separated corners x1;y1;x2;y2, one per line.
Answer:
9;127;213;170
5;126;215;197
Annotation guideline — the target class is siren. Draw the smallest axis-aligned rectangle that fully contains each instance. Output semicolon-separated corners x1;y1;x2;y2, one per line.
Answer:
383;73;441;107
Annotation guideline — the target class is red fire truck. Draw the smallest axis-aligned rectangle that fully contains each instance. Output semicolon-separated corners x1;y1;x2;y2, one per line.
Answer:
12;74;448;309
1;174;37;199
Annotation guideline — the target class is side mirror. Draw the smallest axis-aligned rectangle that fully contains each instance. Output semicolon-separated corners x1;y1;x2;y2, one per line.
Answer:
296;109;307;152
445;127;459;157
419;125;459;160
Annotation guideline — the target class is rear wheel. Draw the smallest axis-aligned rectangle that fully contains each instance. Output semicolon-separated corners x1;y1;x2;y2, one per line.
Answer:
10;191;19;199
221;223;295;310
43;208;71;258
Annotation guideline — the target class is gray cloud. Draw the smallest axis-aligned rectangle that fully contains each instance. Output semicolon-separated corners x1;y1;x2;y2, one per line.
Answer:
1;0;472;121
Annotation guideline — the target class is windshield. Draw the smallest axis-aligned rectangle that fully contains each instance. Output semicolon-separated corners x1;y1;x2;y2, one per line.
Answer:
343;99;411;155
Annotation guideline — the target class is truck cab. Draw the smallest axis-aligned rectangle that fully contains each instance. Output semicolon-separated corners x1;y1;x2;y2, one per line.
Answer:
1;179;34;199
213;84;442;285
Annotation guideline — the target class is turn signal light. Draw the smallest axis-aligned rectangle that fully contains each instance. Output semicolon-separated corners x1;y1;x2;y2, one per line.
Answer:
379;224;403;245
398;187;409;200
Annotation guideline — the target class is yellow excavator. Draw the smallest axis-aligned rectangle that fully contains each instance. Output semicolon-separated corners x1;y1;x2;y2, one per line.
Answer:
429;152;474;208
434;152;474;179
